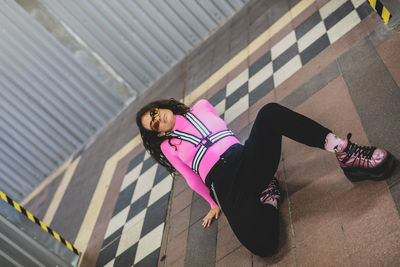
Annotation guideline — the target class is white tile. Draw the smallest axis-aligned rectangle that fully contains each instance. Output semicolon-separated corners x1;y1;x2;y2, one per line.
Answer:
103;259;115;267
271;31;296;59
226;69;249;96
248;62;273;92
319;0;347;19
120;163;142;191
224;95;249;125
116;218;144;256
105;206;130;238
351;0;364;8
327;10;360;43
214;99;226;115
143;151;151;160
297;21;327;52
131;164;157;203
123;209;147;234
273;55;302;87
134;223;165;264
148;175;172;206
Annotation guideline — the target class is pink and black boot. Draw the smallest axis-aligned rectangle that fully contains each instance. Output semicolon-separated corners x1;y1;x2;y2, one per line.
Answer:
260;173;281;208
336;133;396;182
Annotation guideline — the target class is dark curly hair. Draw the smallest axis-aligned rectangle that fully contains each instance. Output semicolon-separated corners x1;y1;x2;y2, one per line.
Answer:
136;98;190;174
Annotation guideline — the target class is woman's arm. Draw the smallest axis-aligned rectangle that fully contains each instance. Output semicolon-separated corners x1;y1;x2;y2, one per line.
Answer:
161;143;218;209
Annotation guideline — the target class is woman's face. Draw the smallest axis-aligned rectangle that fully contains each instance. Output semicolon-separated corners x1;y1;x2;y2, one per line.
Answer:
141;108;176;135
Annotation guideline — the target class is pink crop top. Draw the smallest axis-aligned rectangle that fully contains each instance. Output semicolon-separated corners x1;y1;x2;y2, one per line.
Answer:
160;99;240;208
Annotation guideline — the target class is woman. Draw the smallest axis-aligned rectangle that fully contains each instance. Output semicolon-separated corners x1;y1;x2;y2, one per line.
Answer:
136;98;395;257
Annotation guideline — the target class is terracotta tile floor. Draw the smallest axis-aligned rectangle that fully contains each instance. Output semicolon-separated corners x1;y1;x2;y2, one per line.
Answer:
23;1;399;266
158;2;400;266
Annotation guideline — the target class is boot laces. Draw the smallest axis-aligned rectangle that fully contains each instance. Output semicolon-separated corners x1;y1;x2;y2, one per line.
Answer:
260;178;280;201
342;133;376;164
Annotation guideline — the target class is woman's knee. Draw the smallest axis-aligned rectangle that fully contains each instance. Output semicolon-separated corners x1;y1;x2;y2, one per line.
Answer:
256;102;282;123
260;102;282;114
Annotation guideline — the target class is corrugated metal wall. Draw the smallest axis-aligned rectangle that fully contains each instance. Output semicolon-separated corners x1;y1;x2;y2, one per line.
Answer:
0;0;124;201
0;0;247;201
39;0;248;93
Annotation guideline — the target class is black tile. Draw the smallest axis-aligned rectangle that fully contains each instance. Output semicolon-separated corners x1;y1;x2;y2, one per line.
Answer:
102;226;123;250
140;193;169;238
153;165;170;186
209;86;226;106
127;191;151;221
140;156;156;175
112;181;137;216
220;113;225;120
300;33;330;65
96;236;121;267
272;43;299;72
249;51;272;77
156;190;171;208
324;1;354;30
356;1;373;20
225;82;248;110
113;243;138;267
249;76;274;107
126;151;145;174
295;11;322;39
134;247;161;267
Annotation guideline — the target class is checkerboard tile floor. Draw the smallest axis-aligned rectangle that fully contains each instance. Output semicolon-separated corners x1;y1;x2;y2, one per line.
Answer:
211;0;371;124
95;0;373;266
96;152;172;266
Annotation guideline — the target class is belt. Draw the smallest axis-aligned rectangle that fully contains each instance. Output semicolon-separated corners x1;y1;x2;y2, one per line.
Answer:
205;143;242;189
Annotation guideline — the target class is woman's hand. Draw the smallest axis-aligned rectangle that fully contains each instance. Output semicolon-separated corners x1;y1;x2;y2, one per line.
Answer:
202;207;221;228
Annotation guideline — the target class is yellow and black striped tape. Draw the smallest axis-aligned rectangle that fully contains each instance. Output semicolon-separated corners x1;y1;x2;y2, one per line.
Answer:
368;0;392;24
0;190;80;255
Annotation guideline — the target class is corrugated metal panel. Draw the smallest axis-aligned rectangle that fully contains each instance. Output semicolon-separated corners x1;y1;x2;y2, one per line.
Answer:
0;0;246;201
0;0;123;201
39;0;246;93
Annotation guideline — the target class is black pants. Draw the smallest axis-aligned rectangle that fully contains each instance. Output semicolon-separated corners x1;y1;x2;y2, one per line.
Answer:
206;103;332;257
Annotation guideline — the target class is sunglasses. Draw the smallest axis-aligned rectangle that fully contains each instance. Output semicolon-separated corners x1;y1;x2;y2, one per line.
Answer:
150;107;160;131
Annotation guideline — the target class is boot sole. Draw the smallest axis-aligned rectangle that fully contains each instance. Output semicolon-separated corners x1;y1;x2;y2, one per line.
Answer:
341;152;397;182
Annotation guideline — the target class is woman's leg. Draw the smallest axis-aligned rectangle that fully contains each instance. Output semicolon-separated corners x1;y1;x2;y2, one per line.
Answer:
241;102;331;191
241;102;395;186
228;198;280;257
209;145;280;257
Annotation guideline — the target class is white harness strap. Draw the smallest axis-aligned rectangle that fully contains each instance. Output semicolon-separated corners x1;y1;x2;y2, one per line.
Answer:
171;112;235;174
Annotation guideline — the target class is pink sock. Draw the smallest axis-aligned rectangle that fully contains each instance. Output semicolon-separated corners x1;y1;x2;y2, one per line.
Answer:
324;133;345;152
